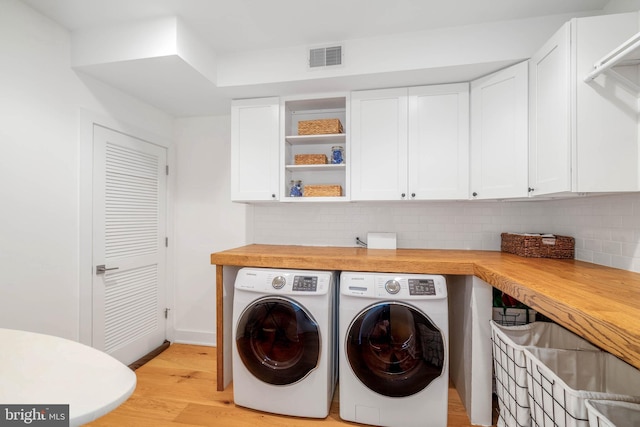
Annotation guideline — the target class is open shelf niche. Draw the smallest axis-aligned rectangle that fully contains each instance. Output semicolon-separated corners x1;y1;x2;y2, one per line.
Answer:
281;94;349;202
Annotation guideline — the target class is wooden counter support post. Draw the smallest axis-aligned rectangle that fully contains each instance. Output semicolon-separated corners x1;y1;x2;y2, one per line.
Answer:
216;264;224;391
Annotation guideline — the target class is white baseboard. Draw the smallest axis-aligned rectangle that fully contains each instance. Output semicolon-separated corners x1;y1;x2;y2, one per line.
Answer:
171;329;216;346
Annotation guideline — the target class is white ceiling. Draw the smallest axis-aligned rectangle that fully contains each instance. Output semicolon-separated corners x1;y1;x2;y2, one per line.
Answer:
22;0;613;116
22;0;611;53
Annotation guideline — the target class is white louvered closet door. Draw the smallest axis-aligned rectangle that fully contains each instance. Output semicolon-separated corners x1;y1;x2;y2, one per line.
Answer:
92;125;167;365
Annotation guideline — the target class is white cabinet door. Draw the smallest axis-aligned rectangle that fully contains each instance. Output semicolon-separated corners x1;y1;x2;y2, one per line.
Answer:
352;85;469;201
231;97;280;201
528;22;572;196
351;88;408;201
409;83;469;200
471;61;528;199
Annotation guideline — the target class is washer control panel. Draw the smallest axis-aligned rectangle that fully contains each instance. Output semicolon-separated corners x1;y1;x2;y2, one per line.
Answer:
341;272;446;299
408;278;436;296
292;275;318;292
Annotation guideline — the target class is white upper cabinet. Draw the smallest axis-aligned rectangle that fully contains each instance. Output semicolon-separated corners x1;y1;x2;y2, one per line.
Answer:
470;61;529;200
351;84;469;201
529;12;640;196
351;88;408;201
529;23;572;196
408;84;469;200
231;97;280;201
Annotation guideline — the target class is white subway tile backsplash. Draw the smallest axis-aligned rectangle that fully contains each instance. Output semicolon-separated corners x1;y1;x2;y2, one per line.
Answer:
593;252;612;267
575;249;594;263
251;193;640;273
602;240;622;255
611;255;634;271
582;237;599;253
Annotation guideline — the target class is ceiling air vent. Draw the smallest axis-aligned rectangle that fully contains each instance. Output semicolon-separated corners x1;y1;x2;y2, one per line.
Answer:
309;45;342;68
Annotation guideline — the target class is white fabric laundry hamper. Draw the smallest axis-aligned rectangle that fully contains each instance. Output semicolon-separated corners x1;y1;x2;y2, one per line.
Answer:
490;321;599;427
585;399;640;427
524;347;640;427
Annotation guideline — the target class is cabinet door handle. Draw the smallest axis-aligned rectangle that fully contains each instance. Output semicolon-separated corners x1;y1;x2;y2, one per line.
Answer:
472;192;478;197
528;187;535;193
271;193;276;198
401;193;406;199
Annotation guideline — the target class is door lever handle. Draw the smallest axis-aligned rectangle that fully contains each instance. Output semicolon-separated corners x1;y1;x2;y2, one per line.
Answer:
96;264;119;274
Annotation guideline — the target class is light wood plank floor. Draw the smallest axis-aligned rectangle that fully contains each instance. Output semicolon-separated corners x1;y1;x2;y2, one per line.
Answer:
87;344;494;426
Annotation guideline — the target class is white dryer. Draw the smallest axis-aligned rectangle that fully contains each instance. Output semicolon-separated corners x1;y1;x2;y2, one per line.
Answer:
232;267;337;418
339;272;449;427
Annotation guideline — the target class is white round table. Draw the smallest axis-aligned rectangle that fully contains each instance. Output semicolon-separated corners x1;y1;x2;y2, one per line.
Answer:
0;328;136;426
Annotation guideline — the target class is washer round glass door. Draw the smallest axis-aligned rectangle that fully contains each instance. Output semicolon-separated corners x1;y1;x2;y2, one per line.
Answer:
346;302;445;397
236;296;320;385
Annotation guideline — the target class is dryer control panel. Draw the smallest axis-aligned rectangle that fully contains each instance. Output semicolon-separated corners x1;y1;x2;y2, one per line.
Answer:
341;272;446;299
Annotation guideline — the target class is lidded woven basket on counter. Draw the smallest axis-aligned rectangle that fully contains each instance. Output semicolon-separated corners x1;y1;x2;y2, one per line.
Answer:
501;233;575;259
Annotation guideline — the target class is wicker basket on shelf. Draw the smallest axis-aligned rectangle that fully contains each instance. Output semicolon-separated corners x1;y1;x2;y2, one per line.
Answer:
294;154;327;165
501;233;574;259
303;185;342;197
298;119;343;135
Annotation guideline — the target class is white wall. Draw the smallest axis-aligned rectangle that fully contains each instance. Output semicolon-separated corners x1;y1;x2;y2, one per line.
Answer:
0;0;173;340
172;116;250;345
606;0;640;12
216;13;594;89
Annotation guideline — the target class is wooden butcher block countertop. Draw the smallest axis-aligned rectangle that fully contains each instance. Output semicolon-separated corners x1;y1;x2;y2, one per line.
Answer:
211;244;640;385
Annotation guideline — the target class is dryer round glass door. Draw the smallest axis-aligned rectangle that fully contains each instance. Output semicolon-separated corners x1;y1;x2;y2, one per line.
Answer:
236;296;320;385
346;302;445;397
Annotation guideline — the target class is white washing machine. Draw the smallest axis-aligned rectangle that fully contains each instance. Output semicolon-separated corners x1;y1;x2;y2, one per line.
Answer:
339;272;449;427
232;267;337;418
